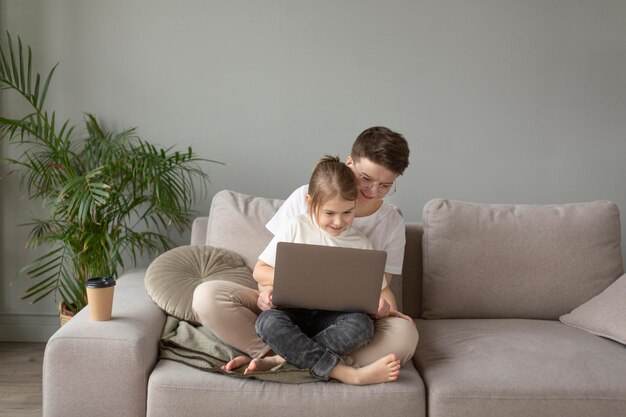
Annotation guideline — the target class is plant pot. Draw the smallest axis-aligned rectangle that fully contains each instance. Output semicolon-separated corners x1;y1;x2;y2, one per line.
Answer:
58;302;76;326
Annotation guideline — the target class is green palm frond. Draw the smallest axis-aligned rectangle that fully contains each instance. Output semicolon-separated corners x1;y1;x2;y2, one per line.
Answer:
20;245;67;301
54;168;110;225
1;32;223;312
0;32;58;110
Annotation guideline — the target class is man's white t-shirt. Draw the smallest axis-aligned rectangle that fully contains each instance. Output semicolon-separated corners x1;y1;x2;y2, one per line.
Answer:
265;185;406;275
259;214;386;289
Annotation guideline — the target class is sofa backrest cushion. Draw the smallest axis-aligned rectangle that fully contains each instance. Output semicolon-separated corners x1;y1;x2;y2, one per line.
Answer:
421;199;624;319
203;190;284;271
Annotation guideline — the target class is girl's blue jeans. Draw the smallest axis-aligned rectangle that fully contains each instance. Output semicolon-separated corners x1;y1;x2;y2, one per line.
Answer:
255;308;374;380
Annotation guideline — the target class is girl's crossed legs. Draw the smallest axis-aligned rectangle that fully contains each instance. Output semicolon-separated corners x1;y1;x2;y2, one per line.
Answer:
254;308;400;385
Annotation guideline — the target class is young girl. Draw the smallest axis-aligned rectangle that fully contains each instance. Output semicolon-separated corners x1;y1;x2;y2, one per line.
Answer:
248;155;401;385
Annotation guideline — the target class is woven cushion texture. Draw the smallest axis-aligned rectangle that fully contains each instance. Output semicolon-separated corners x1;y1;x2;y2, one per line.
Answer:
421;199;623;319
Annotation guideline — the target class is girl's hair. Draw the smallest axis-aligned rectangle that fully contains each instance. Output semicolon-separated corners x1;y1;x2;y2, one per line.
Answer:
307;155;357;222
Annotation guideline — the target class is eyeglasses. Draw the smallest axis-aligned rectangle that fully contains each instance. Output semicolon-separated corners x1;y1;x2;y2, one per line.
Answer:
353;165;397;196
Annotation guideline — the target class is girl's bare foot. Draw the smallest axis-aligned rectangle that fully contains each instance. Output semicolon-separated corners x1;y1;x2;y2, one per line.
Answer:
244;355;286;375
330;354;401;385
222;355;252;372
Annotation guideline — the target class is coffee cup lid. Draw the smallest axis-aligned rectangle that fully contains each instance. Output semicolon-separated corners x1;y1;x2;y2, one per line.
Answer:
86;277;116;289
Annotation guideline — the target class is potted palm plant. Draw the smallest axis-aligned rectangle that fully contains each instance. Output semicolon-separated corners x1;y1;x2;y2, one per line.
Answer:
0;32;222;321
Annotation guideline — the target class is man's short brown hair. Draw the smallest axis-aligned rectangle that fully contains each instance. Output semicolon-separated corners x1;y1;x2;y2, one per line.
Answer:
351;126;410;175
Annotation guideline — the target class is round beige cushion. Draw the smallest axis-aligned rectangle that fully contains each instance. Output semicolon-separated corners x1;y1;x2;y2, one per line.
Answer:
145;245;256;323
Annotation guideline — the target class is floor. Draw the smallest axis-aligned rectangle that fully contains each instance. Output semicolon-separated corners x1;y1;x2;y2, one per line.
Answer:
0;342;45;417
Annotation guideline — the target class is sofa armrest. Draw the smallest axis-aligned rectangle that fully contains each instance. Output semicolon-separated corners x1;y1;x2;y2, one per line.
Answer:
191;216;209;245
43;269;166;417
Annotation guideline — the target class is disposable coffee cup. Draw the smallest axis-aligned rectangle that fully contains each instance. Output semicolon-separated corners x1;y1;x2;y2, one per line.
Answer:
86;277;116;321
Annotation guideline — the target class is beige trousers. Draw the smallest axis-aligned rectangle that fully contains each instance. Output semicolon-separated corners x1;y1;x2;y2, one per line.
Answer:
192;280;419;366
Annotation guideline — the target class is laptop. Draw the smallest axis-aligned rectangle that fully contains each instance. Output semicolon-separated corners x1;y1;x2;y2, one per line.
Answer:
272;242;387;314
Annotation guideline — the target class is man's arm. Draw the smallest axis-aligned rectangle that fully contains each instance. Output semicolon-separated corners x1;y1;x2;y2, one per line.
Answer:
378;274;413;322
265;185;308;234
380;272;398;310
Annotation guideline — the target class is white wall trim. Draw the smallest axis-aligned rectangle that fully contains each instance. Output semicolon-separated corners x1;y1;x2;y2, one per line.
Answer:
0;312;60;342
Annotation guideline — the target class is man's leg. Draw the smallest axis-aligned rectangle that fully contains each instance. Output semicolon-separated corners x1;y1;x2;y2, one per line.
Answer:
349;316;418;367
192;280;272;359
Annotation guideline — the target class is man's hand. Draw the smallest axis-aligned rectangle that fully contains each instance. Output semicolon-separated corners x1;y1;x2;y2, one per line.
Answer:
372;296;415;324
373;297;391;319
388;309;415;324
257;288;275;311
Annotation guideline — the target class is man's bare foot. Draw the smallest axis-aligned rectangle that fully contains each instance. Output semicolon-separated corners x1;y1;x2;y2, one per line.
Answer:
222;355;252;372
330;354;401;385
243;355;286;375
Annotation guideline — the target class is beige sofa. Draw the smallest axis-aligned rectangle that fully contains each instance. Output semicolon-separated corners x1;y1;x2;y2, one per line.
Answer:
43;190;626;417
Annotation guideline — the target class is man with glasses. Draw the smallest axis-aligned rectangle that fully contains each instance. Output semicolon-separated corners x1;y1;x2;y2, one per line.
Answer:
264;126;418;369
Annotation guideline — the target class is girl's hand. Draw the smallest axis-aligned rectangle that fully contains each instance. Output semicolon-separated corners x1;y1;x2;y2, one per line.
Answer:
373;297;391;319
257;288;275;311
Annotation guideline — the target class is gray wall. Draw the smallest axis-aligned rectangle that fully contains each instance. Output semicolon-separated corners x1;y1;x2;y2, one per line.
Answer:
1;0;625;341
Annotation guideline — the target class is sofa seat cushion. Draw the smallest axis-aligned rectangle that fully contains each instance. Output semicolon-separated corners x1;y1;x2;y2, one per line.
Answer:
413;319;626;417
147;359;425;417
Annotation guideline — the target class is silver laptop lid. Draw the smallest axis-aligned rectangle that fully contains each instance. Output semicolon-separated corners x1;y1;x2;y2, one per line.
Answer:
272;242;387;314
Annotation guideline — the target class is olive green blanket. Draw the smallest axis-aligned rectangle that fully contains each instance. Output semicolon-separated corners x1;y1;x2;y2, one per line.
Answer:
159;315;318;383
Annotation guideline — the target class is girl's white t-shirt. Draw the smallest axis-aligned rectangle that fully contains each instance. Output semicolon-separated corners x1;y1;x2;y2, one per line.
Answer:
265;185;406;275
259;214;387;289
